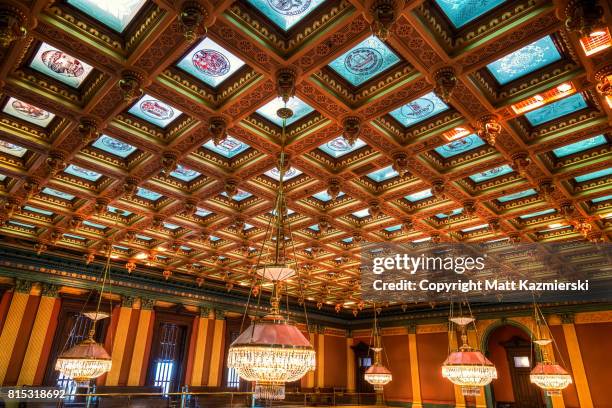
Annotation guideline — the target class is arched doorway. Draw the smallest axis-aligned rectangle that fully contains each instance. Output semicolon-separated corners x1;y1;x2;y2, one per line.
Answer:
484;324;544;408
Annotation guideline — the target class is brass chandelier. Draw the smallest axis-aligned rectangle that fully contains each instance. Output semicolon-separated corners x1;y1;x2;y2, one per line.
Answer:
55;246;113;383
364;306;392;392
226;102;315;401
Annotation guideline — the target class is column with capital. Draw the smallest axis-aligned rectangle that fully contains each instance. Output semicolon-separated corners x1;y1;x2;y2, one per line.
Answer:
105;296;135;386
346;331;356;391
127;297;155;386
189;306;211;386
560;314;593;408
207;309;226;387
407;325;423;408
17;283;60;385
0;279;33;385
316;325;325;388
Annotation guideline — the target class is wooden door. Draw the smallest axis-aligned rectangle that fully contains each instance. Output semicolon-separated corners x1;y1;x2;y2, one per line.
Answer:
501;336;544;408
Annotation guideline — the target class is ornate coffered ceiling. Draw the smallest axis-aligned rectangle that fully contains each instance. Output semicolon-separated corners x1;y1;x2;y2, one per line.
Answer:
0;0;610;313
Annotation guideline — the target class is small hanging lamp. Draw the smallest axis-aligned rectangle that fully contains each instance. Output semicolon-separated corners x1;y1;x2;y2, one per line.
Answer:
364;305;392;405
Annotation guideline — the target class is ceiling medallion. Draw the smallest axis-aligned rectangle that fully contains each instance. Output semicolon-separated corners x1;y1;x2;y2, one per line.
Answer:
46;150;67;176
595;65;612;108
433;67;457;104
0;3;27;48
276;68;297;103
564;0;606;37
431;179;445;199
391;152;409;176
342;116;361;146
367;0;404;41
345;47;383;76
209;116;228;146
511;152;531;176
78;117;99;144
476;114;502;146
327;178;341;200
161;151;179;173
118;69;145;102
179;1;211;42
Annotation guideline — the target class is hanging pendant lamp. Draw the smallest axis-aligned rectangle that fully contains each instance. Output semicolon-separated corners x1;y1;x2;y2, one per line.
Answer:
364;306;392;391
227;104;315;401
55;246;113;383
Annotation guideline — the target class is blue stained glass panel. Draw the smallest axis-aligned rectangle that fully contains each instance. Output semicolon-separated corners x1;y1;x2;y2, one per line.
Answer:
352;209;370;218
435;208;464;218
64;164;102;181
486;36;562;85
83;220;106;229
318;137;366;158
9;221;36;229
0;174;5;181
108;206;132;216
328;36;401;86
308;224;319;231
461;223;489;232
170;164;201;182
497;189;537;202
592;195;612;203
245;0;326;30
524;93;587;126
256;97;314;126
385;224;402;232
195;208;211;217
64;233;86;240
66;0;146;32
42;188;74;200
265;167;302;181
435;133;485;158
164;222;180;230
176;37;245;88
2;97;55;127
29;43;94;88
203;136;249;158
367;166;399;182
389;92;449;128
436;0;506;28
519;209;556;219
552;135;607;157
23;206;53;216
136;234;152;240
92;135;136;158
128;94;182;128
221;190;252;201
0;140;27;157
312;191;345;202
136;187;162;201
405;189;432;202
574;168;612;182
342;237;353;243
469;164;513;182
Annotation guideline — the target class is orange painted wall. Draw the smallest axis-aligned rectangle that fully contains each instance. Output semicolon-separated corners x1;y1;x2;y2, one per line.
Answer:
5;294;40;385
575;322;612;407
381;334;412;402
118;308;140;385
416;332;454;404
323;335;347;387
549;326;580;407
0;291;13;334
486;325;530;403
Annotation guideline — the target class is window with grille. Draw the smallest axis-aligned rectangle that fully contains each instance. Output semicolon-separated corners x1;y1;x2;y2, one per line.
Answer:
56;314;94;398
226;331;240;388
152;323;181;394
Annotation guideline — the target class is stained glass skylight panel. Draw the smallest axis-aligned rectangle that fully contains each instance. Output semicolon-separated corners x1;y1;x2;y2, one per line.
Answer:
434;134;485;158
136;187;162;201
312;191;345;202
469;164;513;182
92;135;137;158
309;224;320;232
42;187;74;200
552;135;606;157
435;0;506;28
574;168;612;182
203;136;249;158
108;206;132;216
367;166;399;182
9;221;36;229
2;97;55;127
497;189;537;202
195;208;212;217
592;195;612;203
83;220;106;229
389;92;449;127
384;224;402;232
245;0;326;30
524;93;587;126
256;97;314;126
23;206;53;216
29;43;93;88
342;237;353;243
176;37;245;87
128;94;182;128
136;234;152;241
435;208;464;218
265;167;302;181
164;222;180;230
352;209;370;218
66;0;147;32
64;164;102;181
0;140;27;157
318;137;366;158
519;209;556;219
221;190;252;201
0;174;5;181
64;233;86;241
486;36;562;85
328;36;401;86
170;165;201;182
461;224;489;232
405;189;433;202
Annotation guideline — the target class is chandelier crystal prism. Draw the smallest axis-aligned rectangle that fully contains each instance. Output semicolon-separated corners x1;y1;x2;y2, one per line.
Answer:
442;316;497;396
227;104;315;401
